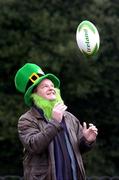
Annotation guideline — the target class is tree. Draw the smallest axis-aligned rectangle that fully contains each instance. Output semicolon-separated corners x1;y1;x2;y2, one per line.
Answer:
0;0;119;176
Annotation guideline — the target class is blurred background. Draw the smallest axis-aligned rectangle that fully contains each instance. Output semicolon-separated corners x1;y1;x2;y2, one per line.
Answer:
0;0;119;178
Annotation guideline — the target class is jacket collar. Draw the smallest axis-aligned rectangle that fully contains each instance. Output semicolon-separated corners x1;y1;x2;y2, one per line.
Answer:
30;106;44;119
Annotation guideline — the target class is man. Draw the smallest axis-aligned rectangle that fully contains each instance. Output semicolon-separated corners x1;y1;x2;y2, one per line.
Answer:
15;63;98;180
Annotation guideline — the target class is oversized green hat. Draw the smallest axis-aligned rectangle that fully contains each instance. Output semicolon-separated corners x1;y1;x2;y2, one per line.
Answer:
15;63;60;106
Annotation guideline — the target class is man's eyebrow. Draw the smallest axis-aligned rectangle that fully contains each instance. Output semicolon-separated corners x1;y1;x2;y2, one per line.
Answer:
40;84;45;87
40;83;48;87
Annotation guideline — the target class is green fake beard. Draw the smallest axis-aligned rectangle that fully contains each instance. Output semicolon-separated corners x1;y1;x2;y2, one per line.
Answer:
31;88;64;120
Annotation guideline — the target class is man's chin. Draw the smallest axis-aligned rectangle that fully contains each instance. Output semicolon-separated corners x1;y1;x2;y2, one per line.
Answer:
48;96;56;101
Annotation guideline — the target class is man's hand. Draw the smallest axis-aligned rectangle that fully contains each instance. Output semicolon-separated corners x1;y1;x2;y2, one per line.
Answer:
82;122;98;143
52;103;67;122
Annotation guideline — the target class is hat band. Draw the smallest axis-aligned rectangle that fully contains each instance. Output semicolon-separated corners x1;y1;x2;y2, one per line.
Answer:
25;73;44;92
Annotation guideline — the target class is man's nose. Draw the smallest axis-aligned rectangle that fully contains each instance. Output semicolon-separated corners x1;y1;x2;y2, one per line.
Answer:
49;86;55;91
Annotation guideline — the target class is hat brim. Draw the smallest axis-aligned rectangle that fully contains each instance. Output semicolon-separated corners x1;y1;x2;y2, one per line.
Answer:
24;73;60;106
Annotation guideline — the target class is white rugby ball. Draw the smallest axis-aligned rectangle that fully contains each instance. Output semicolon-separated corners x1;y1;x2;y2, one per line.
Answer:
76;20;100;57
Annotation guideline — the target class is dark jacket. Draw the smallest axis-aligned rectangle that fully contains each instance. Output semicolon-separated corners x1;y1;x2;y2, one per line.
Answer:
18;107;95;180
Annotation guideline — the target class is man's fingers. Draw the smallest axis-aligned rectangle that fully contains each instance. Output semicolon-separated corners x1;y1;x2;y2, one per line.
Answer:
88;126;98;135
54;103;67;112
58;105;67;112
83;122;87;129
83;122;98;135
54;102;64;108
89;124;98;130
61;105;67;111
89;123;94;127
54;102;63;108
89;125;98;131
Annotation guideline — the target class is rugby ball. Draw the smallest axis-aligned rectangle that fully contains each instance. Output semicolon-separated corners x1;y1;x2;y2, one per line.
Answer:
76;20;100;57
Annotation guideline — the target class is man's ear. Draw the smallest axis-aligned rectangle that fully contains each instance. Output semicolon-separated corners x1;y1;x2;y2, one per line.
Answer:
32;86;37;93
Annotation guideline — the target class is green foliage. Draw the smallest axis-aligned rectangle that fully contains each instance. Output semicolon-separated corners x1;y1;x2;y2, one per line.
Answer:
0;93;27;174
0;0;119;176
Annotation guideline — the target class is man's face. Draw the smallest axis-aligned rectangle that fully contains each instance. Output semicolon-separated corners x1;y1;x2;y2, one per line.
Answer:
35;79;56;100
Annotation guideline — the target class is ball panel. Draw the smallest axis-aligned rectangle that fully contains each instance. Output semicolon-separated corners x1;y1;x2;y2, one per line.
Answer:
77;20;96;34
82;43;99;57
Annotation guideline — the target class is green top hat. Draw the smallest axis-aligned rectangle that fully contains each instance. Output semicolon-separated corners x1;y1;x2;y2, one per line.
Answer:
15;63;60;106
